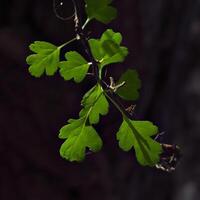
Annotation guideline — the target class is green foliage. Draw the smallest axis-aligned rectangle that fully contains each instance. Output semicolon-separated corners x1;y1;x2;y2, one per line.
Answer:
59;84;109;161
25;0;164;168
89;29;128;75
85;0;117;24
80;85;109;124
59;118;102;161
117;118;162;166
117;69;141;101
26;41;60;77
59;51;90;83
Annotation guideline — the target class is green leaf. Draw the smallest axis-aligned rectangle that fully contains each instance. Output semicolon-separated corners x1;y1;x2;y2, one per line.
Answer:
88;29;128;71
100;30;128;67
59;118;103;161
101;42;128;68
59;118;84;139
100;29;122;44
88;39;103;61
80;85;109;124
85;0;117;24
26;41;60;77
116;69;141;101
59;51;90;83
117;118;162;166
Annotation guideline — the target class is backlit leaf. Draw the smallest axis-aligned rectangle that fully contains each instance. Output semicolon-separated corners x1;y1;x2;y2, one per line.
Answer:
88;29;128;71
26;41;60;77
117;118;162;166
80;85;109;124
59;118;102;161
85;0;117;24
59;51;90;83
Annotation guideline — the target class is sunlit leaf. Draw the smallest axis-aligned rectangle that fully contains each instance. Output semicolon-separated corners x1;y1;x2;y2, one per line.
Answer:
26;41;60;77
80;85;109;124
59;118;102;161
85;0;117;24
88;29;128;71
117;118;162;166
59;51;90;83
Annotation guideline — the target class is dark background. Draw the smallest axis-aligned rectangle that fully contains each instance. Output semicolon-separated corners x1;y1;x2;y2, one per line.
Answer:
1;0;200;199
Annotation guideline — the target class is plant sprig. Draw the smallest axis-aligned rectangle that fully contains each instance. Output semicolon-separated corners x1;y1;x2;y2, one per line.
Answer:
26;0;181;170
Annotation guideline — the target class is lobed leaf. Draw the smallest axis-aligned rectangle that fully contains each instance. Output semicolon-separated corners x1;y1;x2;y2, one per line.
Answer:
117;119;162;166
88;29;128;73
26;41;60;77
85;0;117;24
59;118;103;161
59;118;84;139
80;85;109;124
116;69;141;101
59;51;90;83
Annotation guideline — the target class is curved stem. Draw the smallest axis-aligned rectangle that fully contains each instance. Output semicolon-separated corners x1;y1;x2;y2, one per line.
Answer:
53;0;75;21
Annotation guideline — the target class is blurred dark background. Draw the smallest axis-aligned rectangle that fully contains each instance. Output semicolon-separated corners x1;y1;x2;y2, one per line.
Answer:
1;0;200;199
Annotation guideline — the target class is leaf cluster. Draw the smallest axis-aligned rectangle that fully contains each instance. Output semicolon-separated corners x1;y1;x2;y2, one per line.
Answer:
26;0;162;167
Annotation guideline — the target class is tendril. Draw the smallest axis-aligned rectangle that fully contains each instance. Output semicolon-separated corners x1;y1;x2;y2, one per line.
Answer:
53;0;75;21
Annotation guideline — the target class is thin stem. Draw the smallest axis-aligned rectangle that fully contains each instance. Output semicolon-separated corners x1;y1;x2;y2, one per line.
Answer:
59;37;77;49
104;91;134;120
82;18;91;29
104;92;125;117
72;0;100;81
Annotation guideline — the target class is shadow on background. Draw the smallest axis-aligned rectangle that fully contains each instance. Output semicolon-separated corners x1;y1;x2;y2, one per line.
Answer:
0;0;200;200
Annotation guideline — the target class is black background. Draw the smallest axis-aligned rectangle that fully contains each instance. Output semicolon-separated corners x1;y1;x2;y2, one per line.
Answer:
0;0;200;200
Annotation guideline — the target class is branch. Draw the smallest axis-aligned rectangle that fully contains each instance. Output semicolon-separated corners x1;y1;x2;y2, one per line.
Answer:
72;0;99;80
72;0;134;120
